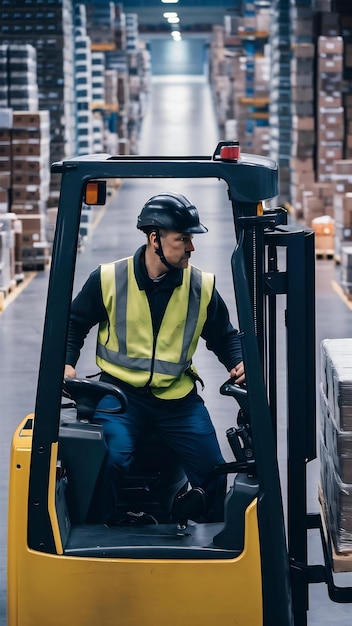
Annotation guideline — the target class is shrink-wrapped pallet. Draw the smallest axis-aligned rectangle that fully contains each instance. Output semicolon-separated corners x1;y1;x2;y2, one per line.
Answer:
320;339;352;558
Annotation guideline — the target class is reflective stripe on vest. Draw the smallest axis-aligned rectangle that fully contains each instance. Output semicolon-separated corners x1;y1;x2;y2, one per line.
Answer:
96;257;214;395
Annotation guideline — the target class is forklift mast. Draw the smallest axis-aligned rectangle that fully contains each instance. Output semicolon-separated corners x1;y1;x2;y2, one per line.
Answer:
26;141;352;625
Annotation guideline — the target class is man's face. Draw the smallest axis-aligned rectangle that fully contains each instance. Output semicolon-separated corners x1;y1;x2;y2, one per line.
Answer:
159;230;195;268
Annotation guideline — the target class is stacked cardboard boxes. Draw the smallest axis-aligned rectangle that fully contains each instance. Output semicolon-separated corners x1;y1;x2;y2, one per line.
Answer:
0;108;12;215
86;1;122;49
10;110;50;270
290;43;316;219
269;0;291;204
0;0;77;206
0;45;8;109
11;111;50;204
0;43;38;112
82;2;149;156
126;13;139;53
332;159;352;261
0;213;16;296
5;44;38;112
214;1;352;225
0;107;50;273
302;181;334;223
75;18;94;157
209;26;235;131
322;12;352;262
74;4;94;157
310;214;335;255
289;3;317;219
317;36;344;182
210;6;270;157
341;15;352;159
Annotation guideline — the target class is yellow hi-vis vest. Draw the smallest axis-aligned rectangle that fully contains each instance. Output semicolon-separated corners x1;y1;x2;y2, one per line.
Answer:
96;256;215;399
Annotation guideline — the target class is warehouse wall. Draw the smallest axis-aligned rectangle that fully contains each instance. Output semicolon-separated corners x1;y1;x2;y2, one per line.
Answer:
149;38;207;75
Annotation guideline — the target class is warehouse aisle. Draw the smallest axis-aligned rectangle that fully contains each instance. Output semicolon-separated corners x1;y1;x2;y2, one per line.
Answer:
1;76;352;625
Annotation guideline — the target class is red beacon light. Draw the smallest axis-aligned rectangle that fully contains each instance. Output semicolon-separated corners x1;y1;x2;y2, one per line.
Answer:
220;142;240;161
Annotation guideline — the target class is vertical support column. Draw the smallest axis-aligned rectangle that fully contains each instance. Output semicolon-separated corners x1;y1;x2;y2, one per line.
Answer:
262;225;316;624
232;207;294;626
286;229;316;625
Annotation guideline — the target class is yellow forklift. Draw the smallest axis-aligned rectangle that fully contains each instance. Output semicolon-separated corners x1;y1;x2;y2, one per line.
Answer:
8;142;352;625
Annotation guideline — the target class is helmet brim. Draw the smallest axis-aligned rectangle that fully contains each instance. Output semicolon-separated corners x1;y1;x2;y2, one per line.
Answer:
185;223;208;234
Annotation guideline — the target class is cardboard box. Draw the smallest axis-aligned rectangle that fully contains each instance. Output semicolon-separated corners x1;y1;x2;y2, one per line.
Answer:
17;213;45;233
12;171;49;186
0;129;11;142
333;193;352;227
312;215;335;236
0;172;11;188
292;115;314;131
318;56;343;74
333;160;352;176
319;107;344;126
293;43;315;58
12;143;49;157
12;185;46;203
319;145;343;161
0;144;11;157
315;233;335;250
290;157;314;172
318;36;344;56
12;157;47;173
318;93;342;108
12;110;50;128
11;200;46;215
0;158;10;174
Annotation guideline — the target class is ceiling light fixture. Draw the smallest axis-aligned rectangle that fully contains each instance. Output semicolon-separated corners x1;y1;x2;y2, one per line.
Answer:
163;12;178;18
171;31;182;41
161;0;179;3
167;16;180;24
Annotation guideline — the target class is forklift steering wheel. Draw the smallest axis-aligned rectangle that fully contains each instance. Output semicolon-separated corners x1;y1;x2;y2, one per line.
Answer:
62;377;128;422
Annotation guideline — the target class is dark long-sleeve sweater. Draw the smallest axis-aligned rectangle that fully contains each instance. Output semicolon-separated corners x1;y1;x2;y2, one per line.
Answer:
65;246;243;375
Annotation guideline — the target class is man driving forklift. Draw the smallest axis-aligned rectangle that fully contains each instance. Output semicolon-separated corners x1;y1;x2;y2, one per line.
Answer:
64;192;245;525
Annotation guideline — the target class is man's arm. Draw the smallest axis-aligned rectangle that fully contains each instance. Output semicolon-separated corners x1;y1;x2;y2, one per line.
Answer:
201;287;245;383
65;267;107;376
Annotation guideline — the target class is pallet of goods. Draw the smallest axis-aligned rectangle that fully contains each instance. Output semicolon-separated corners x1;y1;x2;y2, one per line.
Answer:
320;338;352;571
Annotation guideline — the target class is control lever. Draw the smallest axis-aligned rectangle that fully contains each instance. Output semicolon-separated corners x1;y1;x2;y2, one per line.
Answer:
226;426;254;468
220;380;249;414
220;379;255;474
227;426;247;463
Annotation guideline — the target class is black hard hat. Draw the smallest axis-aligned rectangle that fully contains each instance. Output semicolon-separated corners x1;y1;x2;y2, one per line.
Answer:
137;192;208;234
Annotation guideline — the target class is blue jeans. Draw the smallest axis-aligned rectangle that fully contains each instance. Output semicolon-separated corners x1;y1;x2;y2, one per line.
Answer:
92;386;226;523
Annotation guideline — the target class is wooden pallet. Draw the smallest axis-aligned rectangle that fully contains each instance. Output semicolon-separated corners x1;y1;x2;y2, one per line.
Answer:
319;486;352;573
0;281;16;312
315;249;334;260
0;280;15;296
0;272;36;313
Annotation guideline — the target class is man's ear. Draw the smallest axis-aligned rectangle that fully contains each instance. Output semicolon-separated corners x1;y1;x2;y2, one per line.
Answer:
150;231;159;249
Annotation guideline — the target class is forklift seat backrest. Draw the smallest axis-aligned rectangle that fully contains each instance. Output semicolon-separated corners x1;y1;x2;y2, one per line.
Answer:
59;414;108;524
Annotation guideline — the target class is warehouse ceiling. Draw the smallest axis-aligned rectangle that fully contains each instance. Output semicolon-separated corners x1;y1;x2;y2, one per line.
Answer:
120;0;256;32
